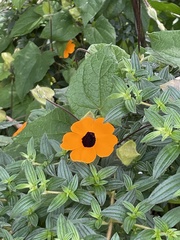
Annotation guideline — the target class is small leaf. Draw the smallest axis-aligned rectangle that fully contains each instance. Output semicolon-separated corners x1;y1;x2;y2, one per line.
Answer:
74;0;105;26
84;15;116;44
102;205;126;222
41;11;81;41
13;42;55;100
162;206;180;228
148;173;180;205
94;185;106;205
125;98;137;113
48;192;68;212
98;166;117;180
116;140;140;166
153;143;180;179
10;6;43;37
123;216;136;234
24;160;38;185
40;133;54;159
57;159;73;183
144;109;164;129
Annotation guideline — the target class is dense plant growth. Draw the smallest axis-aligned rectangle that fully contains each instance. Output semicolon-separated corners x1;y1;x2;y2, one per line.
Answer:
0;0;180;239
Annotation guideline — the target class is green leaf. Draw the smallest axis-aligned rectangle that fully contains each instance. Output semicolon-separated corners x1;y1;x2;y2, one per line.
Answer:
13;42;55;100
153;217;169;232
105;102;128;122
4;108;75;158
40;133;53;159
144;109;164;129
68;174;79;192
134;229;154;240
0;36;12;53
11;195;37;217
153;143;180;179
94;185;106;205
57;214;68;239
125;98;136;113
41;11;81;41
111;233;120;240
68;44;126;118
148;173;180;205
10;6;43;37
75;189;94;205
83;15;116;44
24;160;38;185
116;140;140;166
0;229;14;240
98;166;117;180
0;166;10;180
102;205;126;222
48;192;68;212
12;0;26;10
91;199;101;215
0;135;13;147
148;30;180;68
123;216;136;234
162;206;180;228
58;159;73;183
74;0;105;26
141;131;161;143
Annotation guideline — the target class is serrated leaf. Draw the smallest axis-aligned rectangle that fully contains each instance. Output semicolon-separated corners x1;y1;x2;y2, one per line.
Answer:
153;143;180;179
41;11;81;41
68;44;126;118
84;15;116;44
4;108;75;158
10;6;43;37
148;30;180;68
148;173;180;205
74;0;105;26
13;42;55;100
48;192;68;212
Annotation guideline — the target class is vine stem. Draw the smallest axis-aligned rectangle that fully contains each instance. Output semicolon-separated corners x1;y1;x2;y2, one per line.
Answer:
117;124;151;145
46;99;79;121
106;191;115;240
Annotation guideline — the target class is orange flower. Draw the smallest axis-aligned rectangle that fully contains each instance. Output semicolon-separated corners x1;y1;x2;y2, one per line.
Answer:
63;40;75;58
60;117;118;163
13;122;27;137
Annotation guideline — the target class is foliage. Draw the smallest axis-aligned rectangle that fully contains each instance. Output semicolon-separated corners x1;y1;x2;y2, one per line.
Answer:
0;0;180;239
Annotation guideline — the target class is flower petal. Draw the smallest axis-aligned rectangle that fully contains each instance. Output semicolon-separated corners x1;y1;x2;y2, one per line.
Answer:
95;135;118;157
71;117;95;136
60;132;82;150
93;118;115;136
70;146;97;163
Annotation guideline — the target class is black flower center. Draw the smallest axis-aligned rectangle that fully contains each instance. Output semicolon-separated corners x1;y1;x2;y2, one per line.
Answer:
82;132;96;147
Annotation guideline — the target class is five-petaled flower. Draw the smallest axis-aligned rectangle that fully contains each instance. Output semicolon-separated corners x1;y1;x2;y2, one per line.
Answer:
63;40;75;58
60;117;118;163
13;122;27;137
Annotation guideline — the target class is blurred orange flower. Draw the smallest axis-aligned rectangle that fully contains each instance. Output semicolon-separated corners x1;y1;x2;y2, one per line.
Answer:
13;122;27;137
60;117;118;163
63;40;75;58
